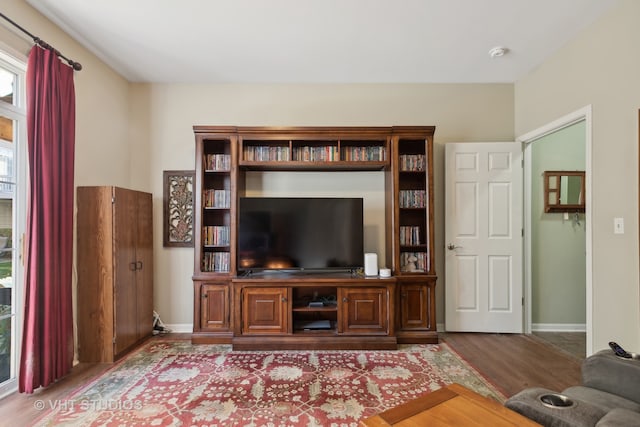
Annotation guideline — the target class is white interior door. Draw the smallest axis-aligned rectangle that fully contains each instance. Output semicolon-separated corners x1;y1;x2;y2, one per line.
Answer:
445;142;523;332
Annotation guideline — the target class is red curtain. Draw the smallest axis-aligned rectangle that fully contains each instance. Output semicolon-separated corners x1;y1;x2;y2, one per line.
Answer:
19;46;76;393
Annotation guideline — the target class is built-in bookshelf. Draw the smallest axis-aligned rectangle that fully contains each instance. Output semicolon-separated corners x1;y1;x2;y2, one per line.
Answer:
192;126;436;347
198;137;234;274
395;135;433;275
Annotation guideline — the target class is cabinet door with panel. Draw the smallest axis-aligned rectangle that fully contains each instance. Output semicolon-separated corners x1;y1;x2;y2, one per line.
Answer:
112;187;154;358
134;192;154;340
199;282;231;331
339;287;388;334
398;280;434;330
242;287;289;334
396;277;437;343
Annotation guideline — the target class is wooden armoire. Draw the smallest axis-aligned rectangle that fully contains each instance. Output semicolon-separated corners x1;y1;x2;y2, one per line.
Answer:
77;186;153;362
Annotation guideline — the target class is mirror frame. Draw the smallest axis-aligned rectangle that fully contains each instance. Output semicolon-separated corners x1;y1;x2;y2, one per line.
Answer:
543;170;586;213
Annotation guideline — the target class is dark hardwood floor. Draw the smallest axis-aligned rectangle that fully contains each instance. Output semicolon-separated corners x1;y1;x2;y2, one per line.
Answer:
441;332;582;398
531;331;586;359
0;333;583;425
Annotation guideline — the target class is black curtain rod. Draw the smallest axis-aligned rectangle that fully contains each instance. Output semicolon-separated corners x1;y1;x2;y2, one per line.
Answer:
0;12;82;71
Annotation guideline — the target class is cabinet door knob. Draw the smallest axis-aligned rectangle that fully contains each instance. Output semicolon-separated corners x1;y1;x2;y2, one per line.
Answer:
129;262;137;271
281;297;287;302
342;297;348;303
137;261;143;270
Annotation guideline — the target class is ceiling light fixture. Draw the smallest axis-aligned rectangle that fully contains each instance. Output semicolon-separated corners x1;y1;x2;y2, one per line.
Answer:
489;46;508;58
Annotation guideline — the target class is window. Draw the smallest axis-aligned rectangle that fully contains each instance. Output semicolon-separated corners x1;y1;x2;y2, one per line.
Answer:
0;51;26;397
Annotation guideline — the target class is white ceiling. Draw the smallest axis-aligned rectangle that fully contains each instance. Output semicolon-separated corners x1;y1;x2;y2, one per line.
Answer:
26;0;616;84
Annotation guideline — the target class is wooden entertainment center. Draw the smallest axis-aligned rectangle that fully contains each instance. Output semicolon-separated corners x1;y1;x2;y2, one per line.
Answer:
191;126;436;349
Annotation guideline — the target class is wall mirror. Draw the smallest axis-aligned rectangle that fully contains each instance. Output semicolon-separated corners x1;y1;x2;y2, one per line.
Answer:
544;171;585;213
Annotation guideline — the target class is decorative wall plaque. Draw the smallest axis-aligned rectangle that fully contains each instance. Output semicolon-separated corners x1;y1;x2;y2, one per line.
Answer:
163;170;195;247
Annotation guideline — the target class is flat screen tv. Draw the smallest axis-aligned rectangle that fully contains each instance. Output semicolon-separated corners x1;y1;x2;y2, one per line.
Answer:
238;197;364;273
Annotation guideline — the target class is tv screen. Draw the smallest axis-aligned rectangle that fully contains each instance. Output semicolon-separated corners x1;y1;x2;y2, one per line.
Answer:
238;197;364;272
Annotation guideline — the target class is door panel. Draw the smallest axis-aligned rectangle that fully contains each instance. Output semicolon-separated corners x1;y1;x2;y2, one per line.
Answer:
340;288;387;334
201;283;230;330
242;287;288;334
398;282;433;330
445;142;523;333
136;192;153;339
113;188;138;354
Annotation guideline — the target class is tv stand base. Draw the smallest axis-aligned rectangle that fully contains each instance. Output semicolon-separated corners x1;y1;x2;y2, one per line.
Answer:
232;335;397;351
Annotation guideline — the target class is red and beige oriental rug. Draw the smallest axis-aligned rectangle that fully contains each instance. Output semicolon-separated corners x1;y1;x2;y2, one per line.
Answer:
34;339;504;426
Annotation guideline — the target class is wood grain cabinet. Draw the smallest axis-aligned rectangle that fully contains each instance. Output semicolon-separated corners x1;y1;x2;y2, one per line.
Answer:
192;126;437;349
339;287;388;334
77;186;153;362
396;277;437;343
241;287;289;334
199;282;231;330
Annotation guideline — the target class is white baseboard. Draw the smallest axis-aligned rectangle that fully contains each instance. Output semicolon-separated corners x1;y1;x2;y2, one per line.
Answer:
532;323;586;332
437;323;445;332
162;323;193;333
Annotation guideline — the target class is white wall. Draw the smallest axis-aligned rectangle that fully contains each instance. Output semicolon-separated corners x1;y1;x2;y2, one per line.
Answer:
1;0;134;189
138;83;514;328
515;0;640;352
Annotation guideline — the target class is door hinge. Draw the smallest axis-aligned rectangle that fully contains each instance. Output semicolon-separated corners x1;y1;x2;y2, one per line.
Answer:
522;297;525;306
522;228;524;237
113;336;116;344
112;196;115;204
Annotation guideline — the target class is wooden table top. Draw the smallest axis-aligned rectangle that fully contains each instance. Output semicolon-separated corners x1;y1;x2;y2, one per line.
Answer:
359;383;541;426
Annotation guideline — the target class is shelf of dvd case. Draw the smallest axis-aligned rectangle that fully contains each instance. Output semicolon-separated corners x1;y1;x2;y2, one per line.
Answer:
241;142;387;164
399;154;426;171
399;226;421;246
204;154;231;171
292;145;339;162
399;190;426;208
203;189;231;208
203;226;230;247
341;145;385;162
243;145;290;162
400;252;428;273
202;252;230;273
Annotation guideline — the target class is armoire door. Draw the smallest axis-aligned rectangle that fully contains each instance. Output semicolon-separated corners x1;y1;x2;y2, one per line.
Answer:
113;187;139;356
135;192;154;340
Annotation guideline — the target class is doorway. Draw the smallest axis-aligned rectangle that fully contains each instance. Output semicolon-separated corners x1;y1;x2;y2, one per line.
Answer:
519;106;592;357
0;51;26;397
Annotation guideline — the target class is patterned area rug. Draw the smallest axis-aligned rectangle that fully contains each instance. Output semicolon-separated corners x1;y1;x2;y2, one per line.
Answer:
35;339;504;426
